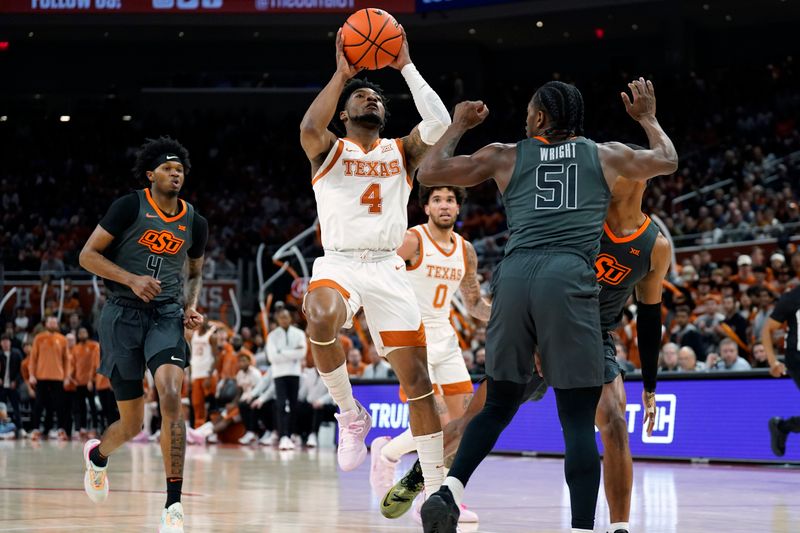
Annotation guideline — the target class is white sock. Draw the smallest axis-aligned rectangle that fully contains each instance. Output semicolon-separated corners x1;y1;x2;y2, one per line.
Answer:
381;428;416;462
319;363;357;413
609;522;630;532
443;476;464;506
414;431;444;497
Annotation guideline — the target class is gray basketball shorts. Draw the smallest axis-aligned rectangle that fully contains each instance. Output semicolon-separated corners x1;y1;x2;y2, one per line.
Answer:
484;248;605;390
98;298;188;388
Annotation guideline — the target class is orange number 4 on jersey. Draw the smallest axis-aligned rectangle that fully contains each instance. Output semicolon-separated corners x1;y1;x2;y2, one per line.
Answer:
360;183;382;214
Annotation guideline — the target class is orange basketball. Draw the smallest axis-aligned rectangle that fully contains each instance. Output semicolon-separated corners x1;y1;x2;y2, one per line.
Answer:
342;9;403;71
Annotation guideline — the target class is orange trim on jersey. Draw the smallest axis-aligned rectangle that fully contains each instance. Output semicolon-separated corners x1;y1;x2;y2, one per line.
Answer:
343;137;381;154
422;224;457;257
307;279;351;301
461;235;468;272
312;140;344;186
533;136;551;144
406;228;424;271
603;216;651;244
380;323;426;348
441;381;474;396
395;138;411;187
144;188;187;223
398;383;442;403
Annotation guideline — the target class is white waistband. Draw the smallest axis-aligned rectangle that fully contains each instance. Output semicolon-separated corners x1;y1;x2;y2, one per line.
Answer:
325;249;397;262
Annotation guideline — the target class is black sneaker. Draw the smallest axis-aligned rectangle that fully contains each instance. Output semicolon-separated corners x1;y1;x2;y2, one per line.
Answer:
420;486;460;533
769;417;788;457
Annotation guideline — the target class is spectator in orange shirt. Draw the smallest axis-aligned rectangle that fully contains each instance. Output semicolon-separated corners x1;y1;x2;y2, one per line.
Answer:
732;254;757;291
71;327;100;437
346;348;368;377
29;316;71;440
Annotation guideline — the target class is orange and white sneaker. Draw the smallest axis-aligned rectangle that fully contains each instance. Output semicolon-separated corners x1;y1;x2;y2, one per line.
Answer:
159;502;184;532
83;439;109;503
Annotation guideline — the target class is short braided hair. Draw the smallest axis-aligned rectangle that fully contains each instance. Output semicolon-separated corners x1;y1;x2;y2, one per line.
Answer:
531;81;584;139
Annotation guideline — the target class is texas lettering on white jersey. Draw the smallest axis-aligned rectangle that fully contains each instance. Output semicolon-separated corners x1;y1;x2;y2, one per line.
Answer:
312;138;411;251
406;224;467;328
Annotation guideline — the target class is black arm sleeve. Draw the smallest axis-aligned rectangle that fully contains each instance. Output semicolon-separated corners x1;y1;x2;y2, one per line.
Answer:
98;193;139;237
637;302;662;393
188;213;209;259
770;286;800;323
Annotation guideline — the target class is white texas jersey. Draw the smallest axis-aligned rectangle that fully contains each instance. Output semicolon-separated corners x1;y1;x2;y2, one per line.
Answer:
406;224;467;328
190;328;216;379
312;137;411;251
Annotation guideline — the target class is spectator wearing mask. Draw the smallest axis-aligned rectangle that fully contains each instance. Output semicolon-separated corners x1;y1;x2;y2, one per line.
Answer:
266;309;307;451
361;345;394;379
14;308;30;336
346;348;368;377
677;346;706;372
670;306;706;361
29;316;71;440
0;334;24;437
708;338;752;371
659;342;680;372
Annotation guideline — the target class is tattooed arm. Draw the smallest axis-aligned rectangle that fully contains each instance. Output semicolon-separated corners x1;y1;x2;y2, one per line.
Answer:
184;256;204;330
459;241;491;322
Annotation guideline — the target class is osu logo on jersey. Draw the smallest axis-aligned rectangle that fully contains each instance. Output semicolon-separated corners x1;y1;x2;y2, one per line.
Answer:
595;253;632;286
138;230;184;255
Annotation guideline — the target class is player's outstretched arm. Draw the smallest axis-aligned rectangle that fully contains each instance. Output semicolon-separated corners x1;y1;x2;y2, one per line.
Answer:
389;27;452;171
763;319;787;378
79;225;162;303
459;241;491;322
299;28;357;166
418;101;511;188
634;233;671;436
599;78;679;183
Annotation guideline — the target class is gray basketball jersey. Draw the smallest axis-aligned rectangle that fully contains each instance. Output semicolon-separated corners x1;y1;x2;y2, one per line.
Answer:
502;136;611;260
596;216;660;331
104;189;195;304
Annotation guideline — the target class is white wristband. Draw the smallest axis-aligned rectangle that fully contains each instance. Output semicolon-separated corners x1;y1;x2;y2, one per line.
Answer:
401;63;451;145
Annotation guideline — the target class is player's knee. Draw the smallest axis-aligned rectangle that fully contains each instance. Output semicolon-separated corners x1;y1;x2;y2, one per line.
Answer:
597;393;627;445
158;385;183;419
305;294;344;336
405;368;434;399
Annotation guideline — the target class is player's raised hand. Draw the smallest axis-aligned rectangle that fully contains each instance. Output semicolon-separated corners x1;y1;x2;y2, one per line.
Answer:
130;274;161;303
621;77;656;122
453;101;490;130
184;306;204;330
642;390;656;437
388;25;411;71
335;28;360;79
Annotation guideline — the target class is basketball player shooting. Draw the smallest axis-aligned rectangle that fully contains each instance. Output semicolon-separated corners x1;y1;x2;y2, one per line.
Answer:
298;25;452;499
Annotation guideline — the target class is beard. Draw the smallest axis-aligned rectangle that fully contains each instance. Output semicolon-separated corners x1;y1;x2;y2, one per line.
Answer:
430;216;456;231
349;111;384;129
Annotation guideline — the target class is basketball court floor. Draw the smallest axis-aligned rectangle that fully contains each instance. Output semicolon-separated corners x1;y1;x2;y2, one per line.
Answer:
1;440;798;532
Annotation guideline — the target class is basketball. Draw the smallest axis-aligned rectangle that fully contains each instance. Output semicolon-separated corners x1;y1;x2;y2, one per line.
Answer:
342;9;403;70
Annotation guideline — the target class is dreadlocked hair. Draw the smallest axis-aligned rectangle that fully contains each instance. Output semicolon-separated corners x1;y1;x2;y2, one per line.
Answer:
333;77;390;135
531;81;584;139
131;136;191;180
